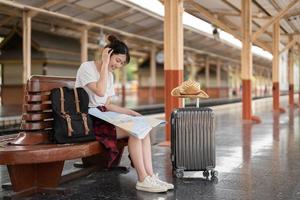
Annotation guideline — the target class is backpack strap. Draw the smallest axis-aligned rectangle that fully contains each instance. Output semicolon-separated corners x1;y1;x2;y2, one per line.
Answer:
73;88;81;113
59;87;66;115
74;88;90;135
65;114;74;137
59;87;73;136
81;113;90;135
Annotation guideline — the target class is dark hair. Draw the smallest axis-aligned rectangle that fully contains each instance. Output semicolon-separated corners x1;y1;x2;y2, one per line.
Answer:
105;35;130;64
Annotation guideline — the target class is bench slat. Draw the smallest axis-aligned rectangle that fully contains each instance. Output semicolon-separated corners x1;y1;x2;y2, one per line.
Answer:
25;94;50;102
27;76;75;92
21;121;53;130
24;104;52;112
22;113;53;121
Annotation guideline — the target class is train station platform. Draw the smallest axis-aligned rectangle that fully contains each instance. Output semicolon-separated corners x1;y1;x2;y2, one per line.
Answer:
0;106;22;135
1;95;300;200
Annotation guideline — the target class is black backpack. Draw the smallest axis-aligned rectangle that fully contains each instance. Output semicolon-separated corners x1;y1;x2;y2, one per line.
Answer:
50;87;95;143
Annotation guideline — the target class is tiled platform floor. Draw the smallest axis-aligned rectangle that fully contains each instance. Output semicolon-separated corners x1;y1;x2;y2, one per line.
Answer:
1;95;300;200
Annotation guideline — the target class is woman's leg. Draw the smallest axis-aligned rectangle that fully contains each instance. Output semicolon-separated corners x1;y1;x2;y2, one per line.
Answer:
116;127;148;182
141;133;154;176
117;128;173;190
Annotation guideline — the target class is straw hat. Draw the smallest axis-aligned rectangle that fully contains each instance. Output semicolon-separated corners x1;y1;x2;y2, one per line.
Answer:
171;80;209;98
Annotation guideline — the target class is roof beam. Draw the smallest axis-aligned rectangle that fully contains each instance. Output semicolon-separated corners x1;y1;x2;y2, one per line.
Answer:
111;0;162;21
269;0;298;33
187;1;235;37
0;6;22;16
0;15;15;27
211;11;271;19
283;32;300;36
0;0;271;67
29;0;66;18
279;37;297;54
252;0;300;42
284;9;300;19
92;8;134;24
223;0;275;46
0;0;162;44
186;0;271;52
134;23;162;35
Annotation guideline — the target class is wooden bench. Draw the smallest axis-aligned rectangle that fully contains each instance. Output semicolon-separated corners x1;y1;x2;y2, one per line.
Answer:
0;75;128;199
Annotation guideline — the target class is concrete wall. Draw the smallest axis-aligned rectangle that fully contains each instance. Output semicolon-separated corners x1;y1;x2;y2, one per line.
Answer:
45;64;79;77
2;62;43;85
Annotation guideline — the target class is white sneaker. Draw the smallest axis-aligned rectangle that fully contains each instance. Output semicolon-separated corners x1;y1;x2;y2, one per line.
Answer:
136;176;168;193
152;174;174;190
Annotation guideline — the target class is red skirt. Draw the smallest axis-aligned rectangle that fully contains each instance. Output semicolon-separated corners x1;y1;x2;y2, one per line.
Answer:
91;106;134;168
91;106;118;168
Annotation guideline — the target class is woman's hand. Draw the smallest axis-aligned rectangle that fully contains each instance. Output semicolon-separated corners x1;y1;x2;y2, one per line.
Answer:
129;110;142;116
101;48;113;65
105;103;142;117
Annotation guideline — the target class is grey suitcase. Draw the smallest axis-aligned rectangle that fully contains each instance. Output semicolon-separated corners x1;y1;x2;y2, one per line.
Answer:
171;107;217;178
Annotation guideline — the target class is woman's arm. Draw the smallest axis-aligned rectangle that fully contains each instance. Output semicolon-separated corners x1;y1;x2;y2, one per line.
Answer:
87;48;113;97
105;97;141;116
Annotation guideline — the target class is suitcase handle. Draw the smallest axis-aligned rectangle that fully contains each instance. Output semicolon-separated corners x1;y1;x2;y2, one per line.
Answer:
182;98;200;108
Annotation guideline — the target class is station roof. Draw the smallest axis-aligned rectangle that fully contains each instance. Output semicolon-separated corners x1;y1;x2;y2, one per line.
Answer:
183;0;300;51
1;0;297;71
0;29;81;65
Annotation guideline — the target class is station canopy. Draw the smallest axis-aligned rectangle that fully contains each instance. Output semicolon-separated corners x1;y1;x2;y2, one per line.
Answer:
1;0;299;68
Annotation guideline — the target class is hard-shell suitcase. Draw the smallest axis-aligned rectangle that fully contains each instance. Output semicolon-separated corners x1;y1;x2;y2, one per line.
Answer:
171;107;217;178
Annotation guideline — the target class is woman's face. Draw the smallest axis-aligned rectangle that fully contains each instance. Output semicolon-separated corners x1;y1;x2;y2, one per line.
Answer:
108;54;127;72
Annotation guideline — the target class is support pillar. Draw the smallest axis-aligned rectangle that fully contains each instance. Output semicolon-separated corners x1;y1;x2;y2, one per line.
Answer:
121;66;126;107
190;54;197;80
299;45;300;105
288;36;294;107
114;68;120;100
22;11;31;85
272;21;280;111
164;0;184;142
150;45;157;103
217;60;221;97
235;66;240;96
205;56;210;88
241;0;261;123
272;21;285;113
81;28;88;63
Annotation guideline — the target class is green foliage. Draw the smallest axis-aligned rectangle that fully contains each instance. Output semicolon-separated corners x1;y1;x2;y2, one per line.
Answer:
126;58;138;81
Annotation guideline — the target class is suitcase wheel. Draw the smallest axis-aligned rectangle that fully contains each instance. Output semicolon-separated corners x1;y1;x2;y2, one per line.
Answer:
210;169;218;177
174;170;184;178
203;170;209;178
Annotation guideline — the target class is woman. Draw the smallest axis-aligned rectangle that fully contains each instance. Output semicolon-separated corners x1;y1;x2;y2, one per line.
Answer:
75;35;173;193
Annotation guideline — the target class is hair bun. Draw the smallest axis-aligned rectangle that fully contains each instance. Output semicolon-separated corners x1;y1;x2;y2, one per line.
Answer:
107;35;118;43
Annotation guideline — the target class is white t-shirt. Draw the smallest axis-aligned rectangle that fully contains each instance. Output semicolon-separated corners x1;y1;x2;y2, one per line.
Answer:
75;61;115;107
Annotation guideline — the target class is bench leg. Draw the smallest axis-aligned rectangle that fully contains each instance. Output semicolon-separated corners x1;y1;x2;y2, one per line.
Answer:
7;161;64;193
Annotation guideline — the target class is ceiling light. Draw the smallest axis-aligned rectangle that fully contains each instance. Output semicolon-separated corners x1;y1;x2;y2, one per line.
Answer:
212;27;220;40
257;11;264;18
288;15;300;21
